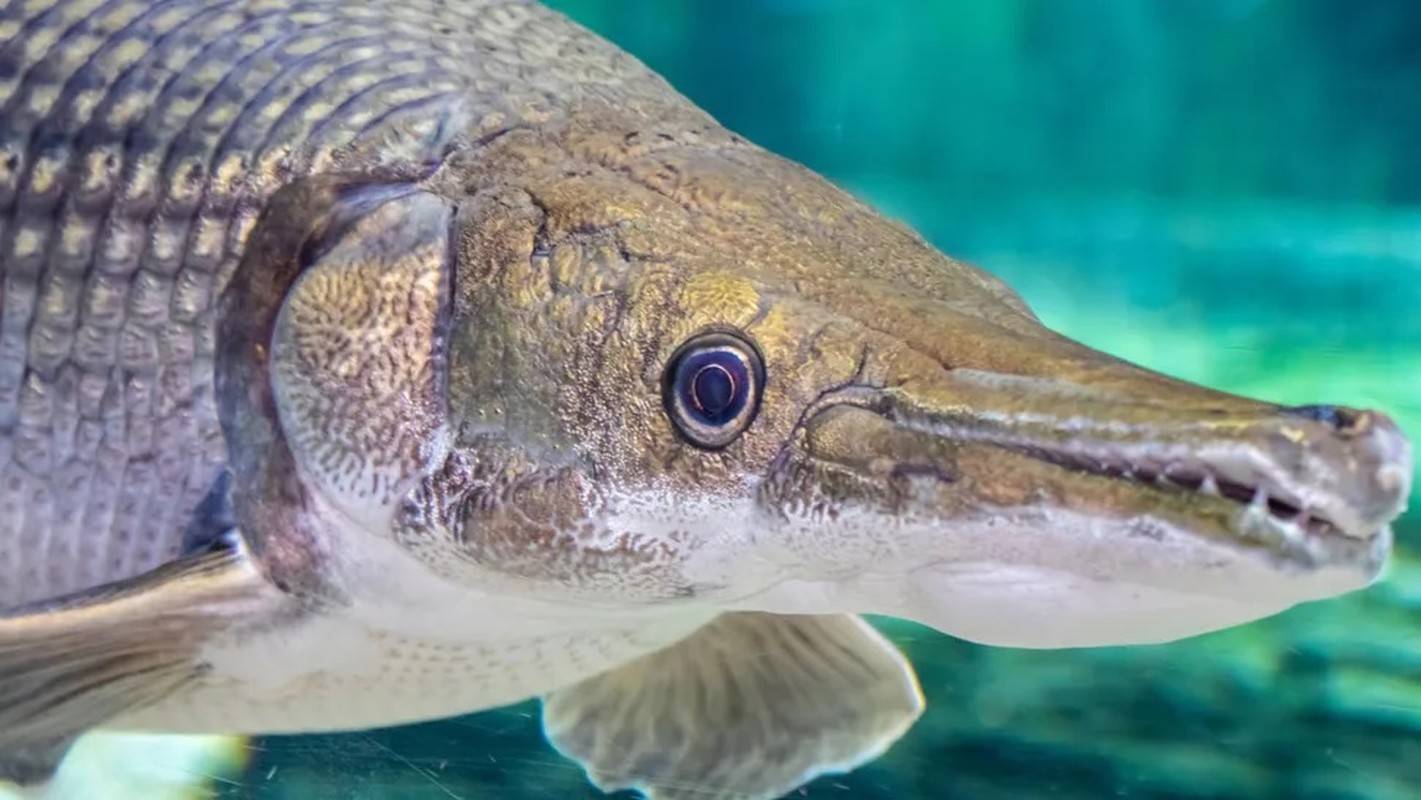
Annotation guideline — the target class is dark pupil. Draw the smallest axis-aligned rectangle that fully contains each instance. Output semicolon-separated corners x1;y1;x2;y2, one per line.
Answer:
692;364;736;417
679;350;748;425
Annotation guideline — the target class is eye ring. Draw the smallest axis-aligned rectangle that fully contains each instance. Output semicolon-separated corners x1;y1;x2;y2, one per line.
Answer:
663;332;765;450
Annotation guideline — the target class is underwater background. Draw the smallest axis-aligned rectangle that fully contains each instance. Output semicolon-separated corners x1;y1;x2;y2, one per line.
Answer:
27;1;1421;798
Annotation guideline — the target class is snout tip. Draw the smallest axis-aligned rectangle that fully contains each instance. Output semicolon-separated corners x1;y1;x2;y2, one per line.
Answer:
1280;404;1412;535
1378;463;1410;499
1356;409;1413;517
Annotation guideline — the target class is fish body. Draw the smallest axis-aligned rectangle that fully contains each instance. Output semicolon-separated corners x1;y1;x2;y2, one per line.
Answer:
1;0;719;741
0;0;677;610
0;2;1412;799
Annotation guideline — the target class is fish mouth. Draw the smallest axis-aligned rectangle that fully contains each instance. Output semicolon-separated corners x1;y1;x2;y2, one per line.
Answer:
776;391;1405;648
896;399;1408;568
797;369;1410;579
1005;442;1348;540
987;438;1391;573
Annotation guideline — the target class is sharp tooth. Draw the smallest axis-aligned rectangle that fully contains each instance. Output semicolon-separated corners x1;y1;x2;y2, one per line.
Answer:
1200;475;1219;495
1241;488;1270;525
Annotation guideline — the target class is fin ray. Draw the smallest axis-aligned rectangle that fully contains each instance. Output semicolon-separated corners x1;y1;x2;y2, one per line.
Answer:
0;540;283;784
542;612;924;800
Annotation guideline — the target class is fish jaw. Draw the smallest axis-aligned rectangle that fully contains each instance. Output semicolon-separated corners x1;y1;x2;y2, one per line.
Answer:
899;525;1391;649
738;351;1410;648
742;509;1392;649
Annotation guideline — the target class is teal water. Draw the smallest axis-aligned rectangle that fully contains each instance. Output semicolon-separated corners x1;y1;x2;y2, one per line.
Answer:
46;2;1421;798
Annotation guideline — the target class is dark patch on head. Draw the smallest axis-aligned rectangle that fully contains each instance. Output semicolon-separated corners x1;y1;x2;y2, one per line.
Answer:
1283;403;1369;437
0;735;70;788
179;470;237;556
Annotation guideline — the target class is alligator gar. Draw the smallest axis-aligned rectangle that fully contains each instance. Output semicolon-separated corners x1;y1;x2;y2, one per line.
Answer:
0;2;1411;798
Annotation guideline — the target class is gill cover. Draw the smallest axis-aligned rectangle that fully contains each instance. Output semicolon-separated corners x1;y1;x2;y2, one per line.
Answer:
268;190;453;529
216;177;456;583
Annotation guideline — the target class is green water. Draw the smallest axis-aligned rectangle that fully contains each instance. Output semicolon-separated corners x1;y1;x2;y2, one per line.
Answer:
89;2;1421;798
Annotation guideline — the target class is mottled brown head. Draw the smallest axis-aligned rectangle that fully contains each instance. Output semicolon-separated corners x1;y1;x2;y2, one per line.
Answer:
239;113;1412;647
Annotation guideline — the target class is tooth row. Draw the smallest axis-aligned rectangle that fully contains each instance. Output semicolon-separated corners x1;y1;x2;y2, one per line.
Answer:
1106;457;1328;532
1015;441;1339;536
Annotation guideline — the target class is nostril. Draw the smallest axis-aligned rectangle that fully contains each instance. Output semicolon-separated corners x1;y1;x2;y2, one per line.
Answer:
1284;404;1369;436
1284;404;1342;425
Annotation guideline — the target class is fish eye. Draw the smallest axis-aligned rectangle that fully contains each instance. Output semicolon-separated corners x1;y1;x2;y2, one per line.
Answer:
663;332;765;450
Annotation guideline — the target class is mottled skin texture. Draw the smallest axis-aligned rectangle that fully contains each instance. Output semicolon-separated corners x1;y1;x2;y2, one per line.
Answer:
0;0;697;607
0;2;1414;799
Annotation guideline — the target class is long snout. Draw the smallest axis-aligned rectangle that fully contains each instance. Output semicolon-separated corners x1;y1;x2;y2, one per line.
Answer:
757;306;1410;648
879;361;1412;545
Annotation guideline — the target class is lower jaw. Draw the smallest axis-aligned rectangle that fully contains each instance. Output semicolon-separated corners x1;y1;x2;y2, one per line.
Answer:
866;511;1380;648
725;501;1384;646
896;561;1303;648
890;535;1383;649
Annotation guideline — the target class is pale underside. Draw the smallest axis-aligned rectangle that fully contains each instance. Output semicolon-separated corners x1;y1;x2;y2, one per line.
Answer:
115;521;718;734
117;608;714;735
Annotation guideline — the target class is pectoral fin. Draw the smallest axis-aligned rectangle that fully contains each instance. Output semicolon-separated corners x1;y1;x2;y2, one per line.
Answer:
542;612;924;800
0;535;284;786
0;738;68;796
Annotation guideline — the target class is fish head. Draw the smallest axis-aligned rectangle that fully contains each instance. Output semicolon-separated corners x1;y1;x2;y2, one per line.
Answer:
243;123;1412;648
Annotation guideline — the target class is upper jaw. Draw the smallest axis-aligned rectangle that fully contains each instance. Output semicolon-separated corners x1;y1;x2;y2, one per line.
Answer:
1012;441;1395;575
975;437;1391;547
797;372;1411;576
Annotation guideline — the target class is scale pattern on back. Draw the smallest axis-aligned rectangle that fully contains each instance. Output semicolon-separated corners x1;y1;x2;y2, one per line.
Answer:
0;0;670;608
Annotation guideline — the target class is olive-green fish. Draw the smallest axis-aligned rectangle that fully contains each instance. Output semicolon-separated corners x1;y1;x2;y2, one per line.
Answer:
0;1;1412;798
